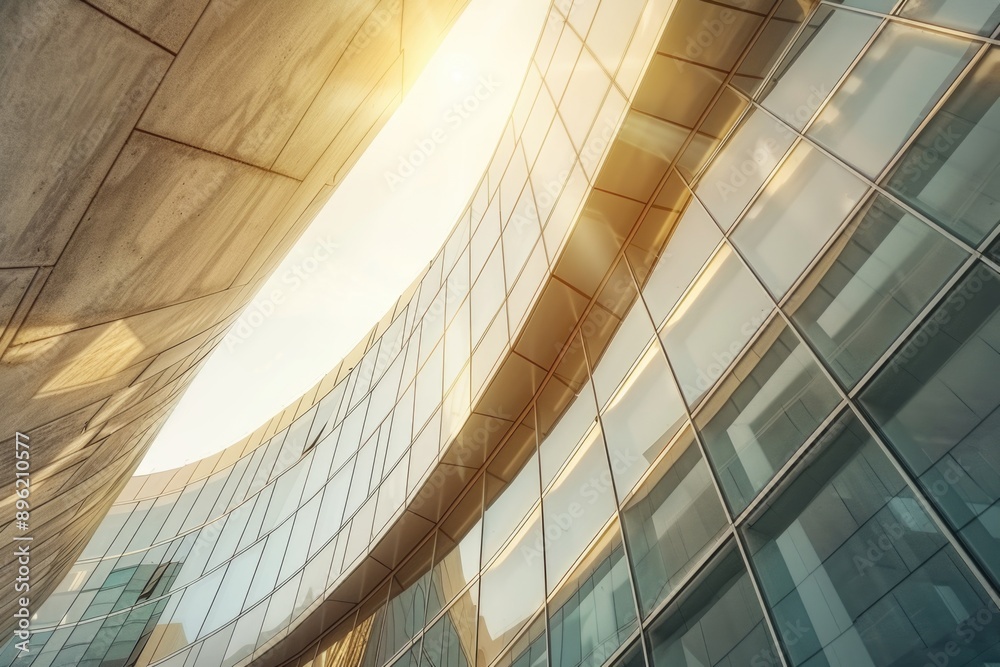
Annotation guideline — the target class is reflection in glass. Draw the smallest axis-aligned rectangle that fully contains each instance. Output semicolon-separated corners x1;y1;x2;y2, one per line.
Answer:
696;109;795;229
860;262;1000;587
743;411;1000;667
732;142;868;296
809;23;976;176
901;0;1000;35
761;7;880;130
646;545;776;667
661;245;773;408
479;510;545;666
696;321;841;514
492;611;546;667
543;425;617;590
422;582;479;667
787;195;968;387
600;345;686;501
609;642;645;667
642;196;722;327
885;49;1000;245
622;427;727;617
547;524;637;667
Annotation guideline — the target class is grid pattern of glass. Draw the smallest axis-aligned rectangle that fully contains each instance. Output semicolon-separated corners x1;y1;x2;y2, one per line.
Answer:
5;1;1000;666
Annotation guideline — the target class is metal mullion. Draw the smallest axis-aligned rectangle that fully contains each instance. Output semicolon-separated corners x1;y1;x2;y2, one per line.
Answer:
744;1;827;106
820;0;1000;46
849;405;1000;610
637;526;736;631
748;97;984;259
871;42;991;186
621;257;791;667
770;187;876;312
841;254;983;399
579;323;652;667
725;232;1000;625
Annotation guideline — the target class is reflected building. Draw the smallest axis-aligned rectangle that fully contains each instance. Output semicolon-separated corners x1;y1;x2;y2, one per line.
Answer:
4;1;1000;667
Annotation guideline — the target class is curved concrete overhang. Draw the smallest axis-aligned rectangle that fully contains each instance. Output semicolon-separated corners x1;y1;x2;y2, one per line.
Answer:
10;0;821;665
0;0;470;634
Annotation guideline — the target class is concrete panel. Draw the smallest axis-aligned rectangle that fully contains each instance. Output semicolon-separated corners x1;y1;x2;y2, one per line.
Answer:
0;0;170;266
0;269;34;339
0;289;233;435
137;0;373;169
272;0;403;179
17;132;298;343
86;0;211;52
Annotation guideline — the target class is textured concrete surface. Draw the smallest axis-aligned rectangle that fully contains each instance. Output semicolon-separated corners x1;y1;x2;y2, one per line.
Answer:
0;0;468;636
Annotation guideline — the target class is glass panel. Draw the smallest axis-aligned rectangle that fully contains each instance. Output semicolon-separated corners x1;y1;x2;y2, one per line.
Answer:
492;612;545;667
482;458;540;565
787;195;969;387
901;0;1000;35
600;345;687;501
696;320;841;514
543;425;617;590
641;197;722;327
422;584;480;667
696;109;796;229
809;23;977;176
541;388;599;489
733;142;868;296
743;410;1000;667
547;524;638;667
609;642;645;667
621;426;727;617
860;262;1000;587
646;545;777;667
661;244;774;408
885;49;1000;245
427;520;481;620
827;0;896;10
761;7;882;130
479;509;546;666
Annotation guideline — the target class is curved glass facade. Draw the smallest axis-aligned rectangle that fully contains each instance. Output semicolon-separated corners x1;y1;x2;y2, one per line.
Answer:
5;1;1000;667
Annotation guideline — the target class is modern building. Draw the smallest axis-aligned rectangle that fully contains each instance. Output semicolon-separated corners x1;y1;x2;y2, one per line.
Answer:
4;0;1000;666
0;0;468;631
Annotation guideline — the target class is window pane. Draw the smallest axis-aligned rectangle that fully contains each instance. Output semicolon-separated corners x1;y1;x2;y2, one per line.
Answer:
647;545;777;667
761;7;881;130
601;345;687;500
547;524;637;667
622;427;727;617
661;244;774;407
610;642;645;667
743;411;1000;667
641;197;722;327
809;23;977;176
696;320;841;514
732;142;868;296
787;195;969;388
543;425;617;589
479;509;545;666
884;49;1000;245
695;109;796;229
860;262;1000;587
901;0;1000;35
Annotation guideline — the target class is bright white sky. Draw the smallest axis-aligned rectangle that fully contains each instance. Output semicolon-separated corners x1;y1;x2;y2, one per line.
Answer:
138;0;550;474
